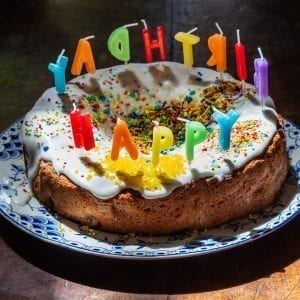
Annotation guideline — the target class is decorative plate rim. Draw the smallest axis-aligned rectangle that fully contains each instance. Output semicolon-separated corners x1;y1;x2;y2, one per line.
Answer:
0;117;299;260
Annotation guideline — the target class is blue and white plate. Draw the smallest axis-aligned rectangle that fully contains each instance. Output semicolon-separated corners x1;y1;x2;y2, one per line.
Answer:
0;118;299;260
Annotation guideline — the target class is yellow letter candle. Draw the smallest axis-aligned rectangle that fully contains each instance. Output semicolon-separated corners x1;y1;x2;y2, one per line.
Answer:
174;27;200;68
152;124;174;166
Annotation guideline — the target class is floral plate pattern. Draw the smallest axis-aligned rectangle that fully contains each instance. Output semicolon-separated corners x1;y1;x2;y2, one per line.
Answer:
0;118;299;260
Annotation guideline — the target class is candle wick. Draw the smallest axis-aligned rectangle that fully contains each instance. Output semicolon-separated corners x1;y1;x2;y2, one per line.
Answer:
215;22;223;35
152;120;159;126
177;117;190;123
257;47;264;59
84;35;95;40
123;22;139;28
187;27;198;34
241;80;245;93
140;19;148;29
57;48;65;64
59;49;65;58
236;29;241;44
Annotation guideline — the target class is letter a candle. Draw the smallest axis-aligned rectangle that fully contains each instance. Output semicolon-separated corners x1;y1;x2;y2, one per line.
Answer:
71;35;96;76
111;118;139;161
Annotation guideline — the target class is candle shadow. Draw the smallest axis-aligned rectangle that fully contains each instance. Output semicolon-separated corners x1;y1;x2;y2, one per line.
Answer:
58;93;73;113
71;77;103;97
117;70;144;92
148;65;178;86
247;94;278;124
80;156;104;176
188;74;212;87
82;77;103;96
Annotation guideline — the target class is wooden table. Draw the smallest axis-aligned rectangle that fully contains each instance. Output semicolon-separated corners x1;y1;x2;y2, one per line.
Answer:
0;1;299;298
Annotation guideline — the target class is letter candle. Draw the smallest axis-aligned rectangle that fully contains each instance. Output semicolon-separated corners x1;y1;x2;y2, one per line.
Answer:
48;49;69;94
254;47;269;110
71;35;96;75
152;121;174;165
107;23;138;64
234;29;248;92
111;118;139;160
178;117;207;165
207;23;227;80
141;19;167;63
174;27;200;68
70;105;95;150
212;108;239;151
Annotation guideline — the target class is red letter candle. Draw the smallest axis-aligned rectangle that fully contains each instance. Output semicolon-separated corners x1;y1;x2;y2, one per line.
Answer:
70;110;84;148
70;109;95;151
71;35;96;76
141;19;167;63
234;29;248;91
207;23;227;75
111;119;139;161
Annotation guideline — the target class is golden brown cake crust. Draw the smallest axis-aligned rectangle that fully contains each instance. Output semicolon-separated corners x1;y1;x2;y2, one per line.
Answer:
29;117;288;234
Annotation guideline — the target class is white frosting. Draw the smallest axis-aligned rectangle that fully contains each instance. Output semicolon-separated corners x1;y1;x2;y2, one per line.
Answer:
22;62;277;200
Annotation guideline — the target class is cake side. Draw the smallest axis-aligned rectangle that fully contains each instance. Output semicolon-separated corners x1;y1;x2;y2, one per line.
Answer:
31;117;288;234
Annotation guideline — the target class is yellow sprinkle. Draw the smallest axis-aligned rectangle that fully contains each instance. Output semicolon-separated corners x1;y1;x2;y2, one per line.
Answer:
102;153;186;190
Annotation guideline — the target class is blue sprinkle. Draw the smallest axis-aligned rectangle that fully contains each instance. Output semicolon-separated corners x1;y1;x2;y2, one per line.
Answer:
43;146;49;152
185;95;193;103
103;108;111;115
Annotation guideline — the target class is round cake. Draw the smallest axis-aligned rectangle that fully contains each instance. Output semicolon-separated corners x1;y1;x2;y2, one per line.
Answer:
22;62;288;234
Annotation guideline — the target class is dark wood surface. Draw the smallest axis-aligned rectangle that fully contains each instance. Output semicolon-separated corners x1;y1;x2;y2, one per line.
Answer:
0;1;299;298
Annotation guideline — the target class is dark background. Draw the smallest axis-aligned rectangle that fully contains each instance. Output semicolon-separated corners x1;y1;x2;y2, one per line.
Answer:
0;0;299;297
0;0;299;131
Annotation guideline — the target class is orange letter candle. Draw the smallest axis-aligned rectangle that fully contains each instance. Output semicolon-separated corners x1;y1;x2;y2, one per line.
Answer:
111;119;139;161
207;23;227;75
71;35;96;76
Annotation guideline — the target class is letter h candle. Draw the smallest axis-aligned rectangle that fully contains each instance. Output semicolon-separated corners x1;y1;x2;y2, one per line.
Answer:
141;19;167;63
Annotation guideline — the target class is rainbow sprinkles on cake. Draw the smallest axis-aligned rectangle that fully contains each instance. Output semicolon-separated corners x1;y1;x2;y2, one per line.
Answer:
22;21;288;234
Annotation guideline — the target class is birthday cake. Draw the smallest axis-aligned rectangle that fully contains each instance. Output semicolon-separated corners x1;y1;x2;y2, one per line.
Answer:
22;61;288;234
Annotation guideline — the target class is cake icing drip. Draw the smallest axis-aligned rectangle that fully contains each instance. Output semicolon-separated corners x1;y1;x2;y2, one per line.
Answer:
22;62;277;200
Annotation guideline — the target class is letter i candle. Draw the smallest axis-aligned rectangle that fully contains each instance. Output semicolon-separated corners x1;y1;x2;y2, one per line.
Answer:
234;29;248;92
